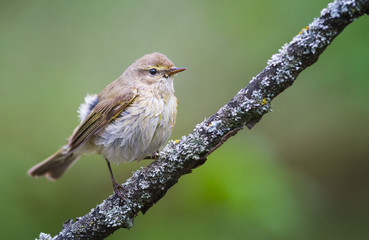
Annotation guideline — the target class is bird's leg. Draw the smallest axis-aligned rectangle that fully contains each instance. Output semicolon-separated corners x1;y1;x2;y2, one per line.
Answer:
105;159;126;201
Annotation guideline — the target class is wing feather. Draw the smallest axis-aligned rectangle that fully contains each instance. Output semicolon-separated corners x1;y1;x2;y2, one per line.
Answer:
68;89;137;152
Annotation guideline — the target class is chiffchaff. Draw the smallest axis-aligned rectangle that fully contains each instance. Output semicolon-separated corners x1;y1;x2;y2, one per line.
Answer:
28;52;186;200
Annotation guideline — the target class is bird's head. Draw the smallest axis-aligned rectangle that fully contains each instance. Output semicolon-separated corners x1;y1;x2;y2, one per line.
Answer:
125;52;186;85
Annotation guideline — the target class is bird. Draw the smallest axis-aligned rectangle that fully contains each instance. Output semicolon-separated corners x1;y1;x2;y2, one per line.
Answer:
27;52;186;200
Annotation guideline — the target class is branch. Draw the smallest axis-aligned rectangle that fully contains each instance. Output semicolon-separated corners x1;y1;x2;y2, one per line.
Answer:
37;0;369;239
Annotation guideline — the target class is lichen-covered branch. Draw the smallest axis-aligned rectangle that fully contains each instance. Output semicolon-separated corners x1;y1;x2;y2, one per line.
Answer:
37;0;369;239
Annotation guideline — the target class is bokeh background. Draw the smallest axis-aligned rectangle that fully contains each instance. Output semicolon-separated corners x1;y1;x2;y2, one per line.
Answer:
1;0;368;239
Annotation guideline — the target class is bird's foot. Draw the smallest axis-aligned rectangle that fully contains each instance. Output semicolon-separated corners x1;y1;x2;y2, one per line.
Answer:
112;180;126;202
143;151;159;160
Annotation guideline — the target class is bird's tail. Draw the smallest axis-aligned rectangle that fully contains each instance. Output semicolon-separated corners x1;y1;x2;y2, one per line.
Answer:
27;146;80;181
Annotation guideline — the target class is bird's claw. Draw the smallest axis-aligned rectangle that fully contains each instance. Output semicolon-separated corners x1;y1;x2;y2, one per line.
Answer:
112;181;126;202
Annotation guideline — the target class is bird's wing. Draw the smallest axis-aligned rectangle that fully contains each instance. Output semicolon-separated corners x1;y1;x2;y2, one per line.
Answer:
68;88;137;152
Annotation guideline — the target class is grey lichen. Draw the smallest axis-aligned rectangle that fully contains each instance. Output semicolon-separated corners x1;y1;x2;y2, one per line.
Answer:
267;43;289;67
37;232;55;240
101;205;133;228
37;0;369;239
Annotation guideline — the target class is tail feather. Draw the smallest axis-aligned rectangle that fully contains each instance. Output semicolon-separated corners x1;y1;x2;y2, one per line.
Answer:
28;148;80;181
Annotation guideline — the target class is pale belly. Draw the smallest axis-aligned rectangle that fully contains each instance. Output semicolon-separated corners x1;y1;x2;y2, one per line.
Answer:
93;95;177;164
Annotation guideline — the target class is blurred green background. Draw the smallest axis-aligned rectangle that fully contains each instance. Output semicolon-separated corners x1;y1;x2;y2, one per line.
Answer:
1;0;369;239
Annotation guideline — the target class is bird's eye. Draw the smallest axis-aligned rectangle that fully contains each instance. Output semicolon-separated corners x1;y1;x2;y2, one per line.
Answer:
149;68;158;75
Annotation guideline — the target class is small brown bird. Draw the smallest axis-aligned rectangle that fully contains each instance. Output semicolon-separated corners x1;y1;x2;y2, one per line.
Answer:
28;52;186;200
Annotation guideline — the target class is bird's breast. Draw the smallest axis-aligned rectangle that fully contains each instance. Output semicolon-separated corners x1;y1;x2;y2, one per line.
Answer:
94;93;177;164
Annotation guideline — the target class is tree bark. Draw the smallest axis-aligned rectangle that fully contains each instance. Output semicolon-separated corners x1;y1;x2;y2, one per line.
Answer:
37;0;369;239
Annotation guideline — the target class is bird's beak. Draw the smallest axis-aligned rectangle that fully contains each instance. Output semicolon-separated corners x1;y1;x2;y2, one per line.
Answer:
168;67;187;76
